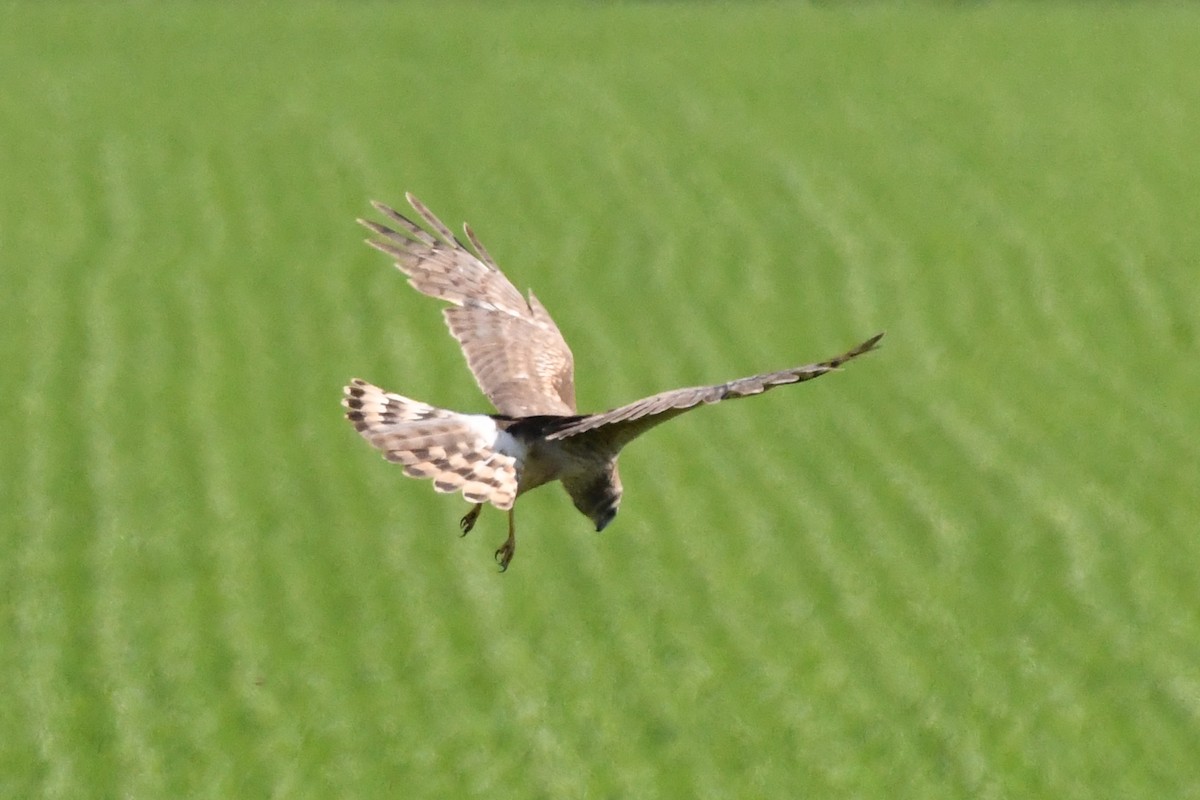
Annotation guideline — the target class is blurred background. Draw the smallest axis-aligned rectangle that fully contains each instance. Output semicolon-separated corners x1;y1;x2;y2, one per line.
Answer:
2;3;1198;798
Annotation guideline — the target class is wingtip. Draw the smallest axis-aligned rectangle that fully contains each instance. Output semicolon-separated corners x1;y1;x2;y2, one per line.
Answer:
404;191;426;213
825;332;885;370
368;200;410;225
359;215;391;234
848;331;884;360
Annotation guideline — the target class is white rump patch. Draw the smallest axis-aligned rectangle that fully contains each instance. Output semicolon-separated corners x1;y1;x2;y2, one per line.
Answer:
464;414;526;461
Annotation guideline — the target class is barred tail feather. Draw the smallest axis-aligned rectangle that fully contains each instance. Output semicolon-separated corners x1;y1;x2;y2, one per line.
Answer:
342;379;520;509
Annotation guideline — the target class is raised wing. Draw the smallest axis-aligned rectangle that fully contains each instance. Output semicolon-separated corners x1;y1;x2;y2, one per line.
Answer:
360;195;576;417
546;332;884;450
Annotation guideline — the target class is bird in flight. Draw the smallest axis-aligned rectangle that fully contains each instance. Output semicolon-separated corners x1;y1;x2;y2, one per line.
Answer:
343;194;883;570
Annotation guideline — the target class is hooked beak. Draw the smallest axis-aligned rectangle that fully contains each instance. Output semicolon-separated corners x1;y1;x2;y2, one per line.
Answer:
595;508;617;532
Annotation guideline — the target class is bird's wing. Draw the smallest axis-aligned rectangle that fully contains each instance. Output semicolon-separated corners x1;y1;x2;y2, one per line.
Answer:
545;333;884;450
343;379;521;509
360;194;576;416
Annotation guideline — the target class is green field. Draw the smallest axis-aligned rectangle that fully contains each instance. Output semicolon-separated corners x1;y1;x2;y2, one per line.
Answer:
4;3;1199;797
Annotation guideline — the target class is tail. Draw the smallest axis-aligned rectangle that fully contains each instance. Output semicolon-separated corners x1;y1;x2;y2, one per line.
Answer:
342;379;520;509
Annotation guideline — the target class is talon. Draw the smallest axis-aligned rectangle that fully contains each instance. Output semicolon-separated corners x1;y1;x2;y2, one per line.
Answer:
494;538;515;572
459;503;483;537
494;508;516;572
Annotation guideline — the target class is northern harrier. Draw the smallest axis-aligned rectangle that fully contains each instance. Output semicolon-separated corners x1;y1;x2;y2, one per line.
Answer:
343;194;882;570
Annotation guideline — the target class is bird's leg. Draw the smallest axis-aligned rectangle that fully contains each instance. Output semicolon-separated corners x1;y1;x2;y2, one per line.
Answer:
459;503;483;536
494;509;517;572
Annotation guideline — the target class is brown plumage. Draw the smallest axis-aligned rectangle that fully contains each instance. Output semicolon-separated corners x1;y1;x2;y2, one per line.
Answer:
360;197;576;417
343;194;883;570
343;379;519;509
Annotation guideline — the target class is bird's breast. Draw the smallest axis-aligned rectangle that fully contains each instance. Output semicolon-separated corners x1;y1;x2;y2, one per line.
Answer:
514;437;607;496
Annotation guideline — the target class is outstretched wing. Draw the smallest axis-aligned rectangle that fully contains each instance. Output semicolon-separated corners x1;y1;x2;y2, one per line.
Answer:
546;332;884;450
343;379;522;509
359;195;576;417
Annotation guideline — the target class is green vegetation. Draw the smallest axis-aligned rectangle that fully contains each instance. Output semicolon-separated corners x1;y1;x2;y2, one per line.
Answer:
3;3;1198;797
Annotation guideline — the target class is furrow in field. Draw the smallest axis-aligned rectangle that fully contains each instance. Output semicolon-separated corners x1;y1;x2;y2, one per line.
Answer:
325;131;545;791
313;141;488;791
632;434;778;795
13;139;99;800
779;161;892;340
822;85;1084;354
706;84;933;364
567;125;817;792
1106;237;1179;347
85;133;172;798
1049;322;1198;470
181;141;305;794
929;388;1197;791
808;440;985;793
965;390;1200;773
828;398;1016;790
702;420;922;789
313;136;567;791
510;76;950;791
524;151;737;794
890;92;1199;454
800;78;1200;783
162;148;267;796
617;179;904;783
756;123;997;786
443;561;602;794
222;140;446;791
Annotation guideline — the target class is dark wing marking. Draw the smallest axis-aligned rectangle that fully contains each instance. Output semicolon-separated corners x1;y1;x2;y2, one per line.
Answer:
546;333;884;450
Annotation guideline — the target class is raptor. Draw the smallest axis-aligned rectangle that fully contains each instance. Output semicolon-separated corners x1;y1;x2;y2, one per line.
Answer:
343;194;882;570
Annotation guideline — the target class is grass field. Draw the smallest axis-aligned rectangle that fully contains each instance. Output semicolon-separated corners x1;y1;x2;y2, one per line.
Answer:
3;3;1199;797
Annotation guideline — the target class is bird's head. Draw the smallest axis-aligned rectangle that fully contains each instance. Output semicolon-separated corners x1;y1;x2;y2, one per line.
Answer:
566;461;622;532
